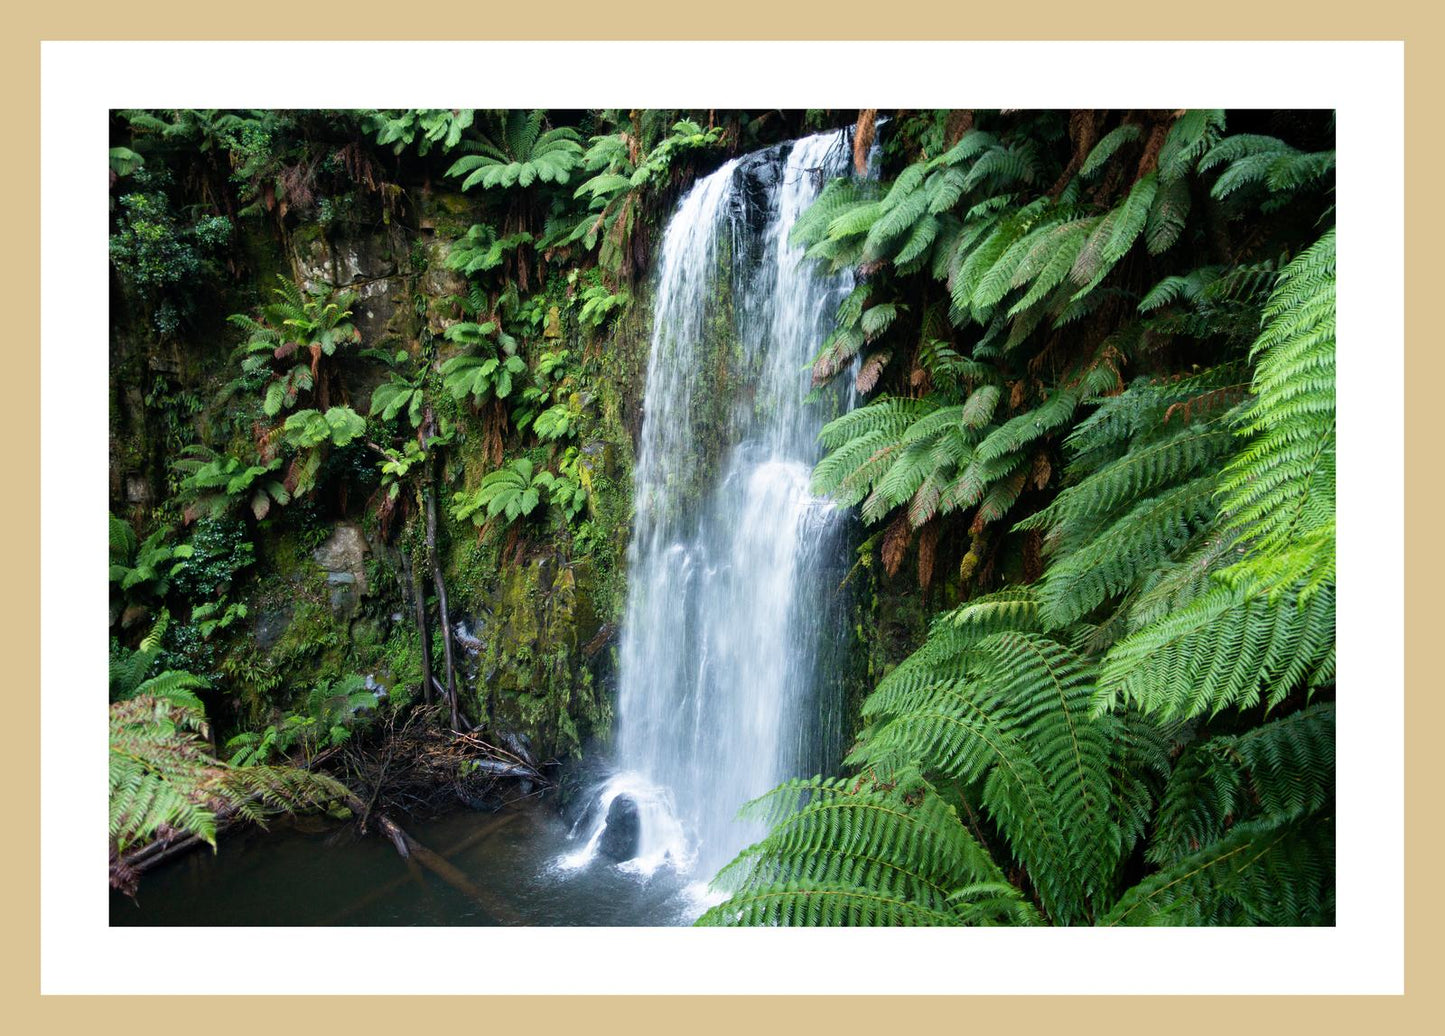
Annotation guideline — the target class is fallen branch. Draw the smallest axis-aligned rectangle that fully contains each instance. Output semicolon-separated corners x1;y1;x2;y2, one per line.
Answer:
323;811;522;925
451;730;543;778
356;797;525;924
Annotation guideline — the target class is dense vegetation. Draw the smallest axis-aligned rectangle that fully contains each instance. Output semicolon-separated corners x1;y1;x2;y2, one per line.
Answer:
700;109;1335;925
107;107;844;891
109;109;1334;925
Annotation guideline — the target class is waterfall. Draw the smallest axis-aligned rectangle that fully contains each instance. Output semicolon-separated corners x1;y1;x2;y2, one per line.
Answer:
561;129;856;894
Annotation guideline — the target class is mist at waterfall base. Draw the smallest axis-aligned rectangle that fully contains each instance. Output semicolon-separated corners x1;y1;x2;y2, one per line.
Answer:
556;129;858;916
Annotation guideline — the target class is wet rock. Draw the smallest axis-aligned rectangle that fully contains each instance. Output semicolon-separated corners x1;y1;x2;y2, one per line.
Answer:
120;603;151;630
598;795;641;862
313;524;369;587
124;475;152;504
327;572;360;618
290;228;405;349
254;601;294;651
578;439;617;480
452;619;483;655
500;730;536;769
421;244;467;300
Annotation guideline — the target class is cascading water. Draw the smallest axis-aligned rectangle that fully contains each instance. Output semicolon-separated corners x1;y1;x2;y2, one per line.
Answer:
561;129;857;901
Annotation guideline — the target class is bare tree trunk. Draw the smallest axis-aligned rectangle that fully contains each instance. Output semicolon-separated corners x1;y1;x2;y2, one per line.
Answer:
424;479;460;731
408;548;433;707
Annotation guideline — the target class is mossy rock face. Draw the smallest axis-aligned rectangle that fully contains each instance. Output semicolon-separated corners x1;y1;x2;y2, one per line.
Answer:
430;191;475;218
108;157;646;759
290;225;409;352
253;600;295;652
412;191;477;243
467;552;610;761
421;241;468;330
312;522;371;619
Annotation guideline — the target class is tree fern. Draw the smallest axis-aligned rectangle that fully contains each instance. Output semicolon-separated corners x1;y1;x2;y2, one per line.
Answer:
1092;229;1336;717
1200;134;1335;202
110;515;192;599
1005;217;1097;316
1144;174;1192;255
709;109;1334;929
445;110;583;191
1156;109;1226;183
1067;172;1157;299
1035;475;1219;629
1023;423;1236;552
851;631;1117;924
973;389;1079;465
1148;703;1334;865
1079;124;1142;179
110;612;211;713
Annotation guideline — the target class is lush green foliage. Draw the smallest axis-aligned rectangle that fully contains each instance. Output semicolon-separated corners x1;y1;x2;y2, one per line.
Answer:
451;456;588;529
110;611;210;714
704;109;1336;927
226;674;380;765
110;186;232;293
445;110;584;192
108;622;352;893
109;109;1337;922
109;167;233;334
556;118;724;280
110;514;193;603
106;107;832;890
230;277;361;418
173;445;291;522
368;108;475;157
110;694;351;890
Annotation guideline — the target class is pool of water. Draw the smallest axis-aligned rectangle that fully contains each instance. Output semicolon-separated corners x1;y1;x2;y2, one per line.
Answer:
110;797;714;927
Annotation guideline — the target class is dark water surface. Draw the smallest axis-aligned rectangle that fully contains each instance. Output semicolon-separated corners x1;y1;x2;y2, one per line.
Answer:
110;798;707;926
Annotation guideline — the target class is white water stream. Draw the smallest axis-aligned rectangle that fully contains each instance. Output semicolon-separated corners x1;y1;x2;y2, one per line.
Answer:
561;130;857;903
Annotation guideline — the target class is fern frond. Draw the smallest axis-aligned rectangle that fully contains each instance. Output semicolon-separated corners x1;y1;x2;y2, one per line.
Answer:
1036;475;1218;628
1156;109;1226;183
1217;228;1335;558
1104;814;1333;926
1079;124;1142;179
1149;703;1334;865
701;777;1017;927
1145;174;1192;255
1067;173;1156;299
854;631;1116;923
1096;584;1335;719
974;389;1079;465
1020;421;1236;554
131;670;210;713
